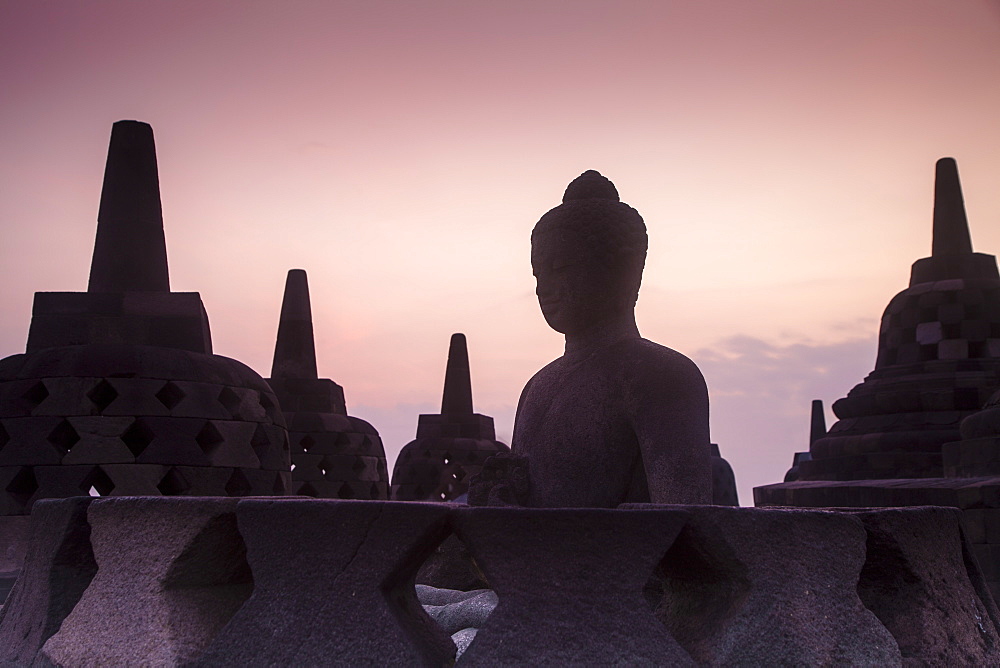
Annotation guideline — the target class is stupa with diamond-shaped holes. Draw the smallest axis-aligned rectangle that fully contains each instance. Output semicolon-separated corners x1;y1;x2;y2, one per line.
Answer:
0;121;291;516
265;269;389;499
390;333;508;501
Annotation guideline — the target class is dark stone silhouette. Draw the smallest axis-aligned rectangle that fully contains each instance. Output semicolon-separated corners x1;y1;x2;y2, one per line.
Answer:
849;507;1000;665
0;498;96;665
451;505;695;665
390;334;508;501
192;499;456;667
630;505;900;665
796;158;1000;481
783;399;824;482
88;121;169;293
0;121;291;520
710;444;739;506
3;498;997;664
757;158;1000;603
467;451;530;507
265;269;388;500
511;170;711;506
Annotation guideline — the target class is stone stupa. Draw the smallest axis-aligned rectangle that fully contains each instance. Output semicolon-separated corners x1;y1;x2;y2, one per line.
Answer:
756;157;1000;602
390;333;508;501
796;158;1000;481
265;269;389;499
0;121;292;515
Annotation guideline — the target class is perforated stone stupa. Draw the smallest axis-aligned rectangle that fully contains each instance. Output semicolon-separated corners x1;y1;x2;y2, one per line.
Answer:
0;121;291;514
798;158;1000;480
390;333;508;501
265;269;388;499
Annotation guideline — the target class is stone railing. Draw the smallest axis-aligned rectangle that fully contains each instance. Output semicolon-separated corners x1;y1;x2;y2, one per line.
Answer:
0;498;997;666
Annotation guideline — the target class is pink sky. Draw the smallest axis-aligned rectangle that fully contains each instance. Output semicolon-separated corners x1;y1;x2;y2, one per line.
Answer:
2;1;1000;503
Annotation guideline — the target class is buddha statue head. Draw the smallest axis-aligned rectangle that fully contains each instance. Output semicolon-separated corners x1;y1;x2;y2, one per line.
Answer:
530;170;648;335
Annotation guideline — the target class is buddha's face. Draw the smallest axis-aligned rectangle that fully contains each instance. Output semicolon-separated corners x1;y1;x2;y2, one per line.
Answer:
531;229;629;335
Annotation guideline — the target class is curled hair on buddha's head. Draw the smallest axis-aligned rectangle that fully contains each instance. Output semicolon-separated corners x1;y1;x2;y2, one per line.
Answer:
532;170;648;305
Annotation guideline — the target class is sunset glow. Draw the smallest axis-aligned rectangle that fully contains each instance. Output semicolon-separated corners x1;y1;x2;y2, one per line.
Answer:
2;0;1000;502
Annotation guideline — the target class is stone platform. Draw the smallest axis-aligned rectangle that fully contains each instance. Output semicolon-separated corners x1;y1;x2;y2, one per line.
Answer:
0;498;997;665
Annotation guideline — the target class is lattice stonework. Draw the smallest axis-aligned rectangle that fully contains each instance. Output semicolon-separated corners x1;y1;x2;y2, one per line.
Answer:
0;348;291;514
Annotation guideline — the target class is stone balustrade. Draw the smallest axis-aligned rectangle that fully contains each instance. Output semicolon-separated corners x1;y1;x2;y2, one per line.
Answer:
0;498;997;666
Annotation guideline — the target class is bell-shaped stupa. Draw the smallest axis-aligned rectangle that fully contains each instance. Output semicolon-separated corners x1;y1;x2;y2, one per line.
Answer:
799;158;1000;480
0;121;291;514
390;333;508;501
265;269;388;499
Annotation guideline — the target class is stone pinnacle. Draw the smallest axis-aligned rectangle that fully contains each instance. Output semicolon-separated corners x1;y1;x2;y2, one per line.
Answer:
270;269;318;379
441;333;474;414
809;399;827;445
88;120;170;292
932;157;973;256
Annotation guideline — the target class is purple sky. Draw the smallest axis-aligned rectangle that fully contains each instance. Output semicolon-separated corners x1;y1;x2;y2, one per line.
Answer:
2;1;1000;503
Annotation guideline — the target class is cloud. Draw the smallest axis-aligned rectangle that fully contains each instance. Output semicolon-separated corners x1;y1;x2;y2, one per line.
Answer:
691;334;878;505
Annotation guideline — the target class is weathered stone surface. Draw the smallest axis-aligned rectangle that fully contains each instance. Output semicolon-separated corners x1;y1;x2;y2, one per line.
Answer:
467;452;529;507
847;506;1000;664
193;499;455;667
38;497;250;667
0;514;31;601
627;504;901;666
512;171;711;506
451;506;693;665
416;533;490;591
392;334;507;502
0;498;95;665
415;584;492;606
423;589;497;636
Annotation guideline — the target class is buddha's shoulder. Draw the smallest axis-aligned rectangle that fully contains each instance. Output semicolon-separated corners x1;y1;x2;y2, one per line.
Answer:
610;338;706;385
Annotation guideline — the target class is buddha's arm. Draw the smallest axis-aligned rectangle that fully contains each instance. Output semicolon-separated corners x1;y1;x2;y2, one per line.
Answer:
627;349;712;505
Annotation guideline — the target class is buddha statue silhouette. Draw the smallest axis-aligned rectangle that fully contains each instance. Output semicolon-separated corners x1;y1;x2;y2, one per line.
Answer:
508;170;712;507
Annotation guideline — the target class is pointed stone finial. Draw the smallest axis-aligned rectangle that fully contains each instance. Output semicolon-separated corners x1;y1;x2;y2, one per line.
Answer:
810;399;827;445
270;269;318;379
88;121;170;293
932;157;973;256
441;333;473;414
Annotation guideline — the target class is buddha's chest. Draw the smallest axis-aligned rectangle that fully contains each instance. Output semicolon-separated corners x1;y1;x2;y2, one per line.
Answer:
512;361;638;501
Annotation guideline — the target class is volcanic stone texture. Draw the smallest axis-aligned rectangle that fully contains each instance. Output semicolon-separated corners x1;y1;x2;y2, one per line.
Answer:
450;506;695;666
37;497;251;666
0;498;96;665
800;159;1000;481
627;504;900;665
266;269;389;500
391;334;508;502
755;478;1000;606
2;499;997;664
193;499;457;667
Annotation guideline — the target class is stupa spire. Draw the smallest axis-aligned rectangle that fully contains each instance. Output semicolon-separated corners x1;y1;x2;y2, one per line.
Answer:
88;120;170;292
932;157;973;256
441;333;473;414
809;400;827;444
270;269;318;379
